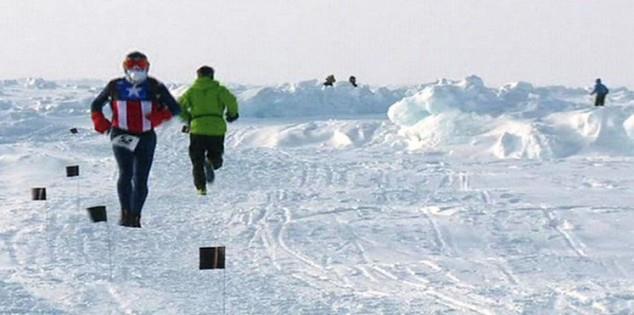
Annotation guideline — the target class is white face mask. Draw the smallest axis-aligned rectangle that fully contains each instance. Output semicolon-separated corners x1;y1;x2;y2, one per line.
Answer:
125;69;148;84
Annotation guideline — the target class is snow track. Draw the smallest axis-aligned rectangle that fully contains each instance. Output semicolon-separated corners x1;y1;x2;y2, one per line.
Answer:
2;117;634;313
541;206;588;258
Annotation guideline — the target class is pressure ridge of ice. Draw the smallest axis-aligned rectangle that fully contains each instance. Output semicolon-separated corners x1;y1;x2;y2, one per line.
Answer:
3;76;634;159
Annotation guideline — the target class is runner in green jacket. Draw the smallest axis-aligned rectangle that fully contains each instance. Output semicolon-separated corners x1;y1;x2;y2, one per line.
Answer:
179;66;239;195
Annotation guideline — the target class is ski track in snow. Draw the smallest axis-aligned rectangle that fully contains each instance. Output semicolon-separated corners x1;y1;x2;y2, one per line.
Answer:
3;151;633;314
540;206;588;258
3;94;634;312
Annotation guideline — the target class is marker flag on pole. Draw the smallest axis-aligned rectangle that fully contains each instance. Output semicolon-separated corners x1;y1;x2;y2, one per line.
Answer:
31;187;47;201
199;246;225;269
66;165;79;177
86;206;107;223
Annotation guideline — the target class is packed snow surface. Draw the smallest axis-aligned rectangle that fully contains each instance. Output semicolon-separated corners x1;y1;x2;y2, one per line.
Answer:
1;77;634;314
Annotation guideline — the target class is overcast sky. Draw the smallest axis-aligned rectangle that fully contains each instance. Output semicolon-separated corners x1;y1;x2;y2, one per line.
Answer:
1;0;633;87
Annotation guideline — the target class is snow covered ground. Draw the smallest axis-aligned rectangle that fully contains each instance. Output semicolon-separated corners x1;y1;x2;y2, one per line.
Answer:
2;77;634;314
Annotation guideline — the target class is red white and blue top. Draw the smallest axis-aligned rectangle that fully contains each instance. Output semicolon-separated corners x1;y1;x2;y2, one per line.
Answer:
91;77;181;135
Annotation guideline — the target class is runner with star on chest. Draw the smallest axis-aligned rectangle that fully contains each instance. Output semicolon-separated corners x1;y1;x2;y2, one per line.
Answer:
90;51;181;228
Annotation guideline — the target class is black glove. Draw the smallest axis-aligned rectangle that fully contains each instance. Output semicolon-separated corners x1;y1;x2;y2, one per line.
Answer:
181;125;190;133
226;113;239;123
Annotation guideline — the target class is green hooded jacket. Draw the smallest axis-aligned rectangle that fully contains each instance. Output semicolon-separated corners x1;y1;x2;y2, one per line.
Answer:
178;77;239;136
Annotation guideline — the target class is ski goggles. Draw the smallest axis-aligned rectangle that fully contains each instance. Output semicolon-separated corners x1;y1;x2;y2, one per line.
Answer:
123;58;149;70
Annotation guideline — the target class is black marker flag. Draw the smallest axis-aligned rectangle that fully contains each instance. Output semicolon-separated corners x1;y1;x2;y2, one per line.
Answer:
87;206;107;223
31;187;47;201
199;246;226;269
66;165;79;177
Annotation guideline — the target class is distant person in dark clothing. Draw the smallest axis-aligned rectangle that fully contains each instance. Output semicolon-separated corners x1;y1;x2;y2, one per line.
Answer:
323;74;336;87
591;78;609;106
349;75;358;87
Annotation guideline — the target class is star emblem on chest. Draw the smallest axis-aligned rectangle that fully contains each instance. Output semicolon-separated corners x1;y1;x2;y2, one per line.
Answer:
126;85;142;98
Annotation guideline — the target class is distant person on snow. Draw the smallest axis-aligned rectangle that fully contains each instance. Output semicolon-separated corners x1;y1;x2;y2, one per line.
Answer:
323;74;336;87
349;75;358;87
178;66;239;196
90;51;181;228
590;78;609;107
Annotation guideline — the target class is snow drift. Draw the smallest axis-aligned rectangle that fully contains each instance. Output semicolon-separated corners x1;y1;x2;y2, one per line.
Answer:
226;120;394;150
388;76;634;159
236;80;408;118
3;77;634;159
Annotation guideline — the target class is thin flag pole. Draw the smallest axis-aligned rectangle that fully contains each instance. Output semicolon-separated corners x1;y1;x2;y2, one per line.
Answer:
199;246;227;314
76;179;82;229
45;199;51;263
106;222;113;282
32;187;50;261
223;268;227;315
76;180;80;214
220;211;227;315
106;222;114;315
45;199;49;235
